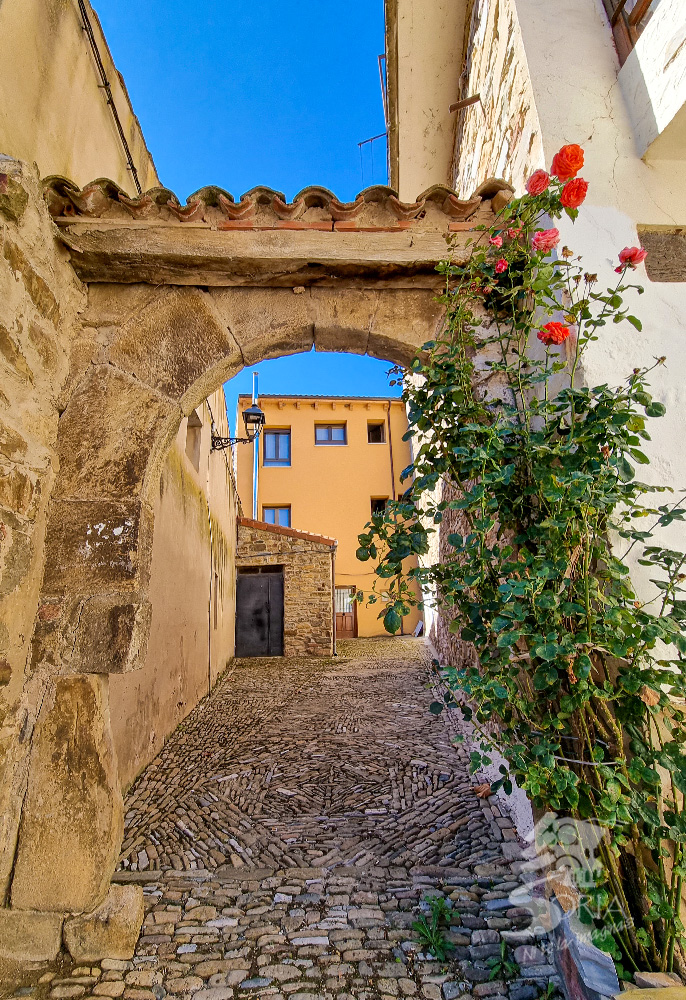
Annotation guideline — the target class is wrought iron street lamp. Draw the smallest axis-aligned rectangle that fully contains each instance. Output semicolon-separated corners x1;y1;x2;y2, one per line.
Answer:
211;401;266;451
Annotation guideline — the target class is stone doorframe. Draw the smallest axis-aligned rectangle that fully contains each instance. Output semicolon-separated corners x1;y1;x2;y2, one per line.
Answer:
5;175;511;936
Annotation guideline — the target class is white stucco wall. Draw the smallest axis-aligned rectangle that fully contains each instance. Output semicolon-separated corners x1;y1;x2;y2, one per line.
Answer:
619;0;686;159
512;0;686;599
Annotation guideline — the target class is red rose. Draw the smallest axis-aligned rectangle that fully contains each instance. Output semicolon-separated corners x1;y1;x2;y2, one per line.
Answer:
551;144;584;181
494;258;508;273
560;178;588;208
532;228;560;253
508;226;523;238
617;246;648;270
537;321;571;346
489;235;503;247
526;170;550;195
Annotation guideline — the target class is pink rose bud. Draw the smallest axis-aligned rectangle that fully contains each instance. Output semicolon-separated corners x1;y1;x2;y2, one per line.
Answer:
489;235;503;247
526;170;550;196
532;228;560;253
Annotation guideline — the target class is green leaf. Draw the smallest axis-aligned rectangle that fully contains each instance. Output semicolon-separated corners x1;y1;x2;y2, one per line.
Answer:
497;630;522;647
429;701;444;716
616;456;635;482
645;401;666;417
383;608;402;634
535;643;560;661
626;315;642;331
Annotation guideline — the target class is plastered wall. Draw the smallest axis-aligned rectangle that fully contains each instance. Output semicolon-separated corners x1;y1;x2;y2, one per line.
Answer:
0;0;157;192
109;391;237;792
510;0;686;600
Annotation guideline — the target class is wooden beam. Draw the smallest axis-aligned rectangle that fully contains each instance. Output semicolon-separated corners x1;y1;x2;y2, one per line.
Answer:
54;224;472;286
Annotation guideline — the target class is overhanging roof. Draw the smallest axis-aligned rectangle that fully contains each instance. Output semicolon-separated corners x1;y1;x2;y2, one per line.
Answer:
43;175;512;286
384;0;469;199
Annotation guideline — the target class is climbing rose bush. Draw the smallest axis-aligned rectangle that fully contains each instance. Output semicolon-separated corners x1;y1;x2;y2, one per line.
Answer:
357;146;686;977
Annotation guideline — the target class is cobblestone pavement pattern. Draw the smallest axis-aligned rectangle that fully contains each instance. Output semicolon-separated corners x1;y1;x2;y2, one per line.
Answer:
8;639;559;1000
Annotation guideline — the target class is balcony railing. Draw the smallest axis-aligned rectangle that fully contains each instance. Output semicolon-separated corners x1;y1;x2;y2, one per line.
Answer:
603;0;662;63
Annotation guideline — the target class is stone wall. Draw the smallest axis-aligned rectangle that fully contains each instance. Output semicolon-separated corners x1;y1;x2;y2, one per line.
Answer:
237;519;335;657
450;0;544;199
0;158;86;904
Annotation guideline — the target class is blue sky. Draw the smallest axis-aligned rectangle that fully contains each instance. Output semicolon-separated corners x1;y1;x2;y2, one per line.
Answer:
97;0;399;430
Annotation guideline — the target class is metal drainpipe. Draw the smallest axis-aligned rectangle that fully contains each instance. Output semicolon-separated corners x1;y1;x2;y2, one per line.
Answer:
252;372;259;520
386;402;396;500
331;545;337;656
387;402;403;634
78;0;143;195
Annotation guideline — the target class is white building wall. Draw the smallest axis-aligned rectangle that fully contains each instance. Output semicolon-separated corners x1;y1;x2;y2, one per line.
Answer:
512;0;686;598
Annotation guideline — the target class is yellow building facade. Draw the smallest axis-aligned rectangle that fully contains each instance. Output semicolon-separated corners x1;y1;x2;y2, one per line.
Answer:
235;394;423;640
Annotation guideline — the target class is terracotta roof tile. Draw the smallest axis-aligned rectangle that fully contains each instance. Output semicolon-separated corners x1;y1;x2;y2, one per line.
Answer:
238;516;337;548
42;176;514;231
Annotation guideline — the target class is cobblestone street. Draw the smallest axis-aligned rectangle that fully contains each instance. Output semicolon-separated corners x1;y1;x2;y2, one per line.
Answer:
15;638;556;1000
118;638;508;874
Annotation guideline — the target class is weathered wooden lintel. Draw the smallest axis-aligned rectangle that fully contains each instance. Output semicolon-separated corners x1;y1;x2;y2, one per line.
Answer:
54;224;472;286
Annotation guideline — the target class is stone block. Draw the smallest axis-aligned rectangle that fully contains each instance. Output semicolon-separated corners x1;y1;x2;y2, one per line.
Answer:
70;597;152;674
64;885;144;962
634;975;683;989
41;499;153;596
54;365;180;501
514;945;546;966
0;463;40;519
10;675;124;912
211;287;313;367
0;418;28;462
0;907;63;961
0;322;34;381
0;162;29;222
109;287;242;404
3;238;60;325
366;288;444;368
616;993;686;1000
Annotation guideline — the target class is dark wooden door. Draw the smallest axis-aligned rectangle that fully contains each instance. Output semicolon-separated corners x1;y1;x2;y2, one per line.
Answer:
236;570;284;657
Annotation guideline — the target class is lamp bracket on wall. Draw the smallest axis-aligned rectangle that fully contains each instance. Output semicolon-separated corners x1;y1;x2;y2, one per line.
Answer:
210;401;266;451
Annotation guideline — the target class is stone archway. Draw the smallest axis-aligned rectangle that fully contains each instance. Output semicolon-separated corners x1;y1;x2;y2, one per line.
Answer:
2;173;511;952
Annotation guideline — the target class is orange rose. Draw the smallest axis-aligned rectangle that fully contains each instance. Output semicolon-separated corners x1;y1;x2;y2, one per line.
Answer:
537;322;570;346
551;144;584;181
560;178;588;209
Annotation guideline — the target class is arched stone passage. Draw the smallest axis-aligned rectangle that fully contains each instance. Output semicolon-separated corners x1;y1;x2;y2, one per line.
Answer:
2;172;513;948
10;280;445;915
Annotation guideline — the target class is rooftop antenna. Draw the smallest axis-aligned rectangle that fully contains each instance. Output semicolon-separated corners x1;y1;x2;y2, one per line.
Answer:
357;53;389;188
357;132;387;188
